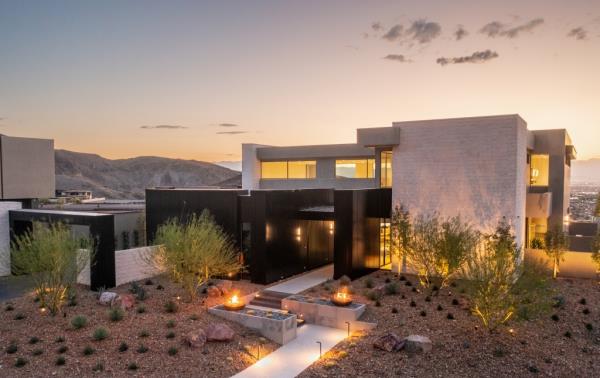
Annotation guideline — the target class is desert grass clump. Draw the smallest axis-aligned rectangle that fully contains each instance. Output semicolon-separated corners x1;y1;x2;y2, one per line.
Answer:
57;345;68;354
420;310;427;317
585;323;593;331
384;282;399;295
391;307;398;314
168;346;178;356
137;344;149;353
11;221;93;315
164;300;178;313
109;308;124;322
71;315;88;329
166;320;176;328
551;314;559;322
83;346;95;356
409;300;416;307
4;304;14;311
437;304;443;311
55;336;65;343
6;341;18;354
93;327;108;341
118;342;129;352
375;300;381;307
144;211;244;301
55;356;66;366
28;336;40;345
128;362;138;370
32;348;43;356
364;278;374;289
447;313;455;320
136;305;146;314
15;357;27;367
139;330;150;338
166;331;176;339
14;312;26;320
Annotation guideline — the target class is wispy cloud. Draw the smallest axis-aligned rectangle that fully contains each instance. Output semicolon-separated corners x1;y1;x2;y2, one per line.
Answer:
382;24;403;41
218;123;239;127
567;27;587;40
140;125;187;129
371;22;383;32
216;131;248;135
480;18;544;38
406;19;442;44
383;54;410;63
455;25;468;41
436;50;499;66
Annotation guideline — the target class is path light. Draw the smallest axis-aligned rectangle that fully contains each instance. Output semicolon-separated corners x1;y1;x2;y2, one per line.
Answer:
316;341;322;359
509;328;515;336
345;321;350;337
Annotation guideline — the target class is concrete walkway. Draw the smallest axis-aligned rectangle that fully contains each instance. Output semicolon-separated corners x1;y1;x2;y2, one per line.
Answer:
0;275;35;302
266;264;333;294
232;324;346;378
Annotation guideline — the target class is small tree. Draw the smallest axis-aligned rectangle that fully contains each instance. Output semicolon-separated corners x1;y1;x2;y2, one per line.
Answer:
11;222;93;315
145;210;243;301
404;214;440;287
390;204;411;274
435;216;479;289
544;225;569;279
461;220;521;331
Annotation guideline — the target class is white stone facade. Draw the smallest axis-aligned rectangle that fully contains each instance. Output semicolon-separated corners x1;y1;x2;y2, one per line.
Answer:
391;115;528;247
0;201;22;276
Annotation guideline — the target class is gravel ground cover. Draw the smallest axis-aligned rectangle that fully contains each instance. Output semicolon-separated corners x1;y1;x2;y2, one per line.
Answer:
1;275;276;377
299;270;600;378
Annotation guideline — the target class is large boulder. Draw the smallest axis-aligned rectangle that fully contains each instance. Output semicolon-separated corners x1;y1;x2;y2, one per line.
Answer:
98;292;118;306
112;294;136;311
185;329;207;348
205;323;235;342
404;335;432;354
373;332;405;352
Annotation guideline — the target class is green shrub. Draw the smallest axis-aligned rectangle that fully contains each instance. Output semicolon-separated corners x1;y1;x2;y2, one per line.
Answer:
137;344;148;353
71;315;88;329
585;323;593;331
128;362;138;370
109;308;124;322
166;331;175;339
11;221;93;315
364;278;374;289
4;304;14;311
447;313;455;320
55;356;66;366
15;357;27;367
164;300;178;313
144;279;154;285
564;331;572;338
530;238;544;249
93;328;108;341
544;226;569;279
384;282;398;295
118;342;129;352
420;310;427;317
144;211;244;301
57;345;68;354
168;347;178;356
28;336;40;345
14;313;26;320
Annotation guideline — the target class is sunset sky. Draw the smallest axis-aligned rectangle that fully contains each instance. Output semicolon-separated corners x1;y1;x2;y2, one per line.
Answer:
1;0;599;164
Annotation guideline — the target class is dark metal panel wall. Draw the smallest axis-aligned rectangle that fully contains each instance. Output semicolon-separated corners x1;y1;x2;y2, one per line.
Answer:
8;211;116;290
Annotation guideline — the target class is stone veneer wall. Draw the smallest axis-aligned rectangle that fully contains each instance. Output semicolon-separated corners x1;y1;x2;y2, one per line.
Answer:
392;116;528;248
0;201;22;276
78;246;161;287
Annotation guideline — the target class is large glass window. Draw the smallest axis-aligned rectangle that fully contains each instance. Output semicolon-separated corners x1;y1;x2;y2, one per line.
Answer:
261;160;316;179
530;154;549;186
288;161;317;179
380;219;391;268
527;217;548;248
335;159;375;179
380;151;392;187
261;161;288;179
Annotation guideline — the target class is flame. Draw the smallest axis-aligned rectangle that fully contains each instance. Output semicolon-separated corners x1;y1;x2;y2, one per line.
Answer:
230;295;239;304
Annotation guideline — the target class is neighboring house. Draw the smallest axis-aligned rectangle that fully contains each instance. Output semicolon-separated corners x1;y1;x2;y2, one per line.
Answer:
148;115;576;283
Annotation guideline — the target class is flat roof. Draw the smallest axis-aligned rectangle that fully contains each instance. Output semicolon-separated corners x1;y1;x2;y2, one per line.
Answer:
10;209;110;217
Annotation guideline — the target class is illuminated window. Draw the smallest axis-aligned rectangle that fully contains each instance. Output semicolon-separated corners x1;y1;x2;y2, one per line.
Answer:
380;151;392;187
527;217;548;247
335;159;375;179
530;154;549;186
288;161;316;179
261;160;317;179
261;161;288;179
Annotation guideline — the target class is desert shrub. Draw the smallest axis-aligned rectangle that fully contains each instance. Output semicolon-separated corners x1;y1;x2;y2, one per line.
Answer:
544;225;569;279
585;323;593;331
409;300;416;307
339;275;351;286
137;344;149;353
93;328;108;341
32;348;43;356
55;356;66;366
139;330;150;338
28;336;40;345
530;238;544;249
420;310;427;317
4;304;14;311
564;331;572;338
144;211;244;301
384;277;391;283
83;346;95;356
71;315;88;329
168;347;178;356
10;222;93;315
156;284;164;290
374;300;381;307
129;282;147;301
14;312;25;320
384;282;399;295
15;357;27;367
118;342;129;352
551;314;560;321
166;320;176;328
447;313;454;320
391;307;398;313
583;308;590;315
164;300;178;313
391;205;412;271
189;313;199;320
437;304;443;311
404;214;479;289
57;345;68;354
513;259;554;321
365;290;382;301
6;342;18;354
364;278;374;289
136;305;146;314
166;331;175;339
55;336;65;343
109;308;124;322
144;279;154;285
128;362;138;370
579;298;587;305
461;220;520;331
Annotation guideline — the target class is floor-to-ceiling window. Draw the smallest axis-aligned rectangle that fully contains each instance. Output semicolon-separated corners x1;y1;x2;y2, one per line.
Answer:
529;154;549;186
379;218;391;268
335;159;375;179
380;151;392;188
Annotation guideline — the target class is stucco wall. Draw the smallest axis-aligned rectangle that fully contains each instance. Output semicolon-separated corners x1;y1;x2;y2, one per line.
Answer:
78;246;161;287
0;201;22;276
1;136;55;199
526;248;598;279
391;115;527;247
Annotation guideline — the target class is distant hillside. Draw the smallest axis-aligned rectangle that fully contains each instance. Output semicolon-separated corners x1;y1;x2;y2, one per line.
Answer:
572;159;600;184
55;150;241;199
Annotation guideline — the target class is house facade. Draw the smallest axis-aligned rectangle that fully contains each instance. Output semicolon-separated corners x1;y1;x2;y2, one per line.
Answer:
149;115;575;283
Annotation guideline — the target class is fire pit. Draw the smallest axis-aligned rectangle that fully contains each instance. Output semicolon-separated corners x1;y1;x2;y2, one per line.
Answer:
331;287;352;307
223;294;245;311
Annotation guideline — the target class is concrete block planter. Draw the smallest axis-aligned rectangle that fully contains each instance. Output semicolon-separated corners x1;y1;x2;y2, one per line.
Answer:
208;305;297;345
281;295;367;330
